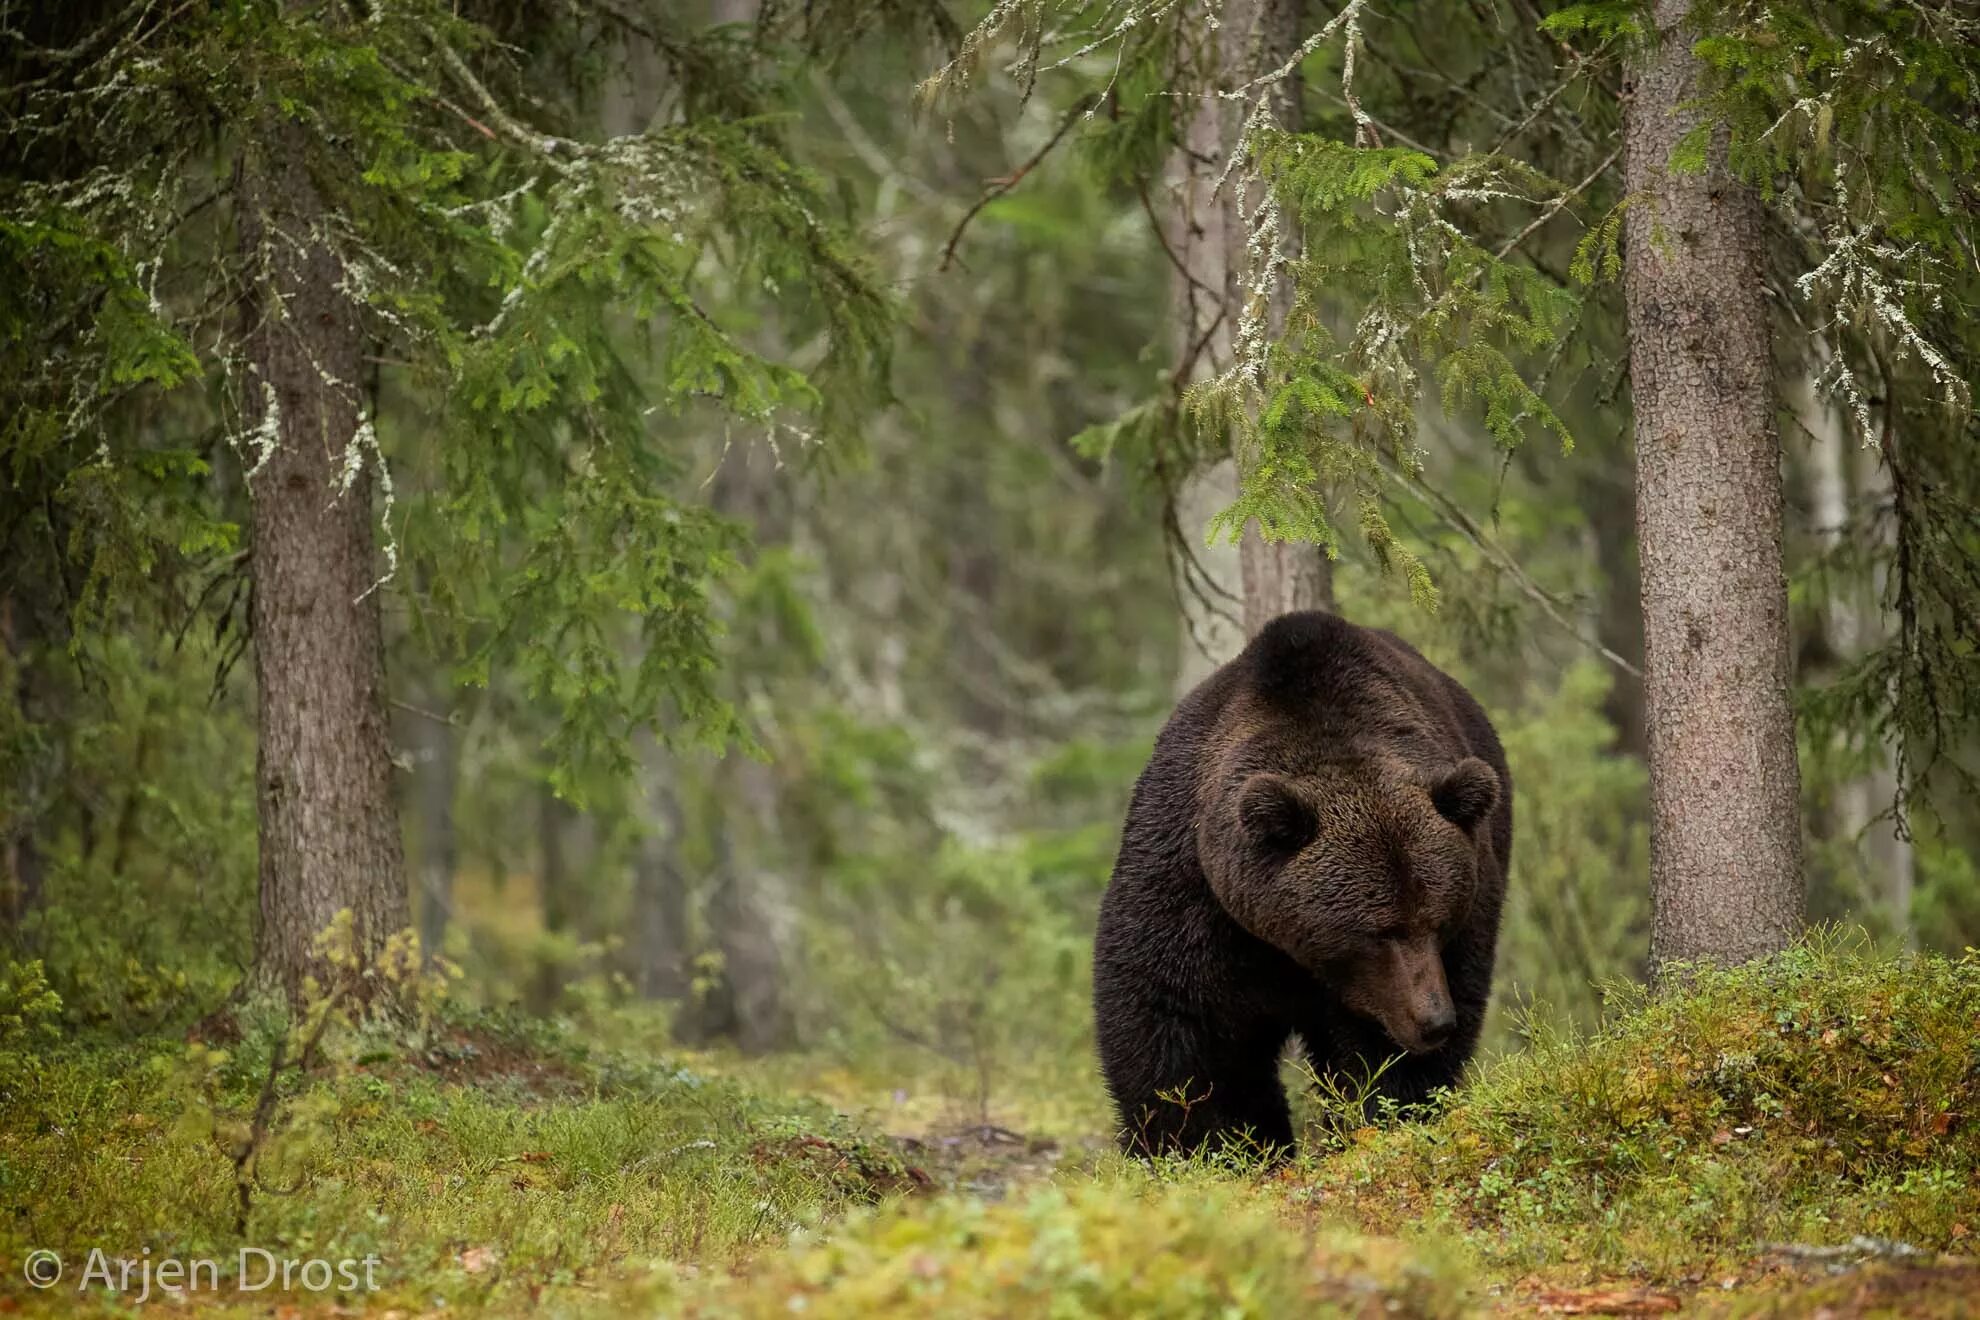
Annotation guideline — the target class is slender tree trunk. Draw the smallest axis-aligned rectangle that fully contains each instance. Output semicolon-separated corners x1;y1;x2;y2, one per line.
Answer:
693;406;794;1052
1624;0;1803;970
629;743;691;999
403;692;458;963
1221;0;1332;632
0;594;49;940
240;105;407;1002
530;783;581;1011
706;755;795;1053
1856;436;1912;944
1796;370;1914;945
1585;458;1648;759
1169;0;1331;655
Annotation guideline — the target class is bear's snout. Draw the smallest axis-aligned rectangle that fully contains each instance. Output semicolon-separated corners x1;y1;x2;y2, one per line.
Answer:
1344;934;1456;1055
1413;999;1457;1052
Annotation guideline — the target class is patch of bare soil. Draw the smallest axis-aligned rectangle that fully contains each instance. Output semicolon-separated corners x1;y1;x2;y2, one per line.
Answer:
887;1123;1109;1199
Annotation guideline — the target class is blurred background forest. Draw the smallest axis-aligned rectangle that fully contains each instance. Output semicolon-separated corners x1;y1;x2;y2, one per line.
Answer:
3;0;1976;1136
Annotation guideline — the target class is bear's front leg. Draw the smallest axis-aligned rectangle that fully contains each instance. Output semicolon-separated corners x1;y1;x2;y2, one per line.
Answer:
1296;1004;1476;1119
1097;997;1293;1158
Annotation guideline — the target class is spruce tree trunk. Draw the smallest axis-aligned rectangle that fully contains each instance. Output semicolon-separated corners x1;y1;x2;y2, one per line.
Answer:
241;113;407;1003
1624;0;1803;970
1169;0;1331;654
1225;0;1332;631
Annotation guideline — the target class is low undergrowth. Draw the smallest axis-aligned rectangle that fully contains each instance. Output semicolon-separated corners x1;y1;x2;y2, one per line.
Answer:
0;999;922;1314
675;1179;1470;1318
1299;932;1980;1281
1;934;1974;1316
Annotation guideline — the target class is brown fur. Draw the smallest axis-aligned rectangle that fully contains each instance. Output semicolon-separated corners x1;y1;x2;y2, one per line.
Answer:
1093;611;1512;1156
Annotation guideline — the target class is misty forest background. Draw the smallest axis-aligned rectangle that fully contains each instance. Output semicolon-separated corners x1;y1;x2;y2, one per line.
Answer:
3;0;1980;1313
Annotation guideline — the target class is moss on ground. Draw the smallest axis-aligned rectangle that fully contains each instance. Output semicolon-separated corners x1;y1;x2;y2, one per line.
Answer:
1;935;1975;1316
1296;934;1980;1281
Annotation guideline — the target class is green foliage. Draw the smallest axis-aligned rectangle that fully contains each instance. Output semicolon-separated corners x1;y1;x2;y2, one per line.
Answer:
931;3;1591;608
1487;662;1650;1050
1;0;896;784
0;957;60;1090
1538;3;1647;44
1664;1;1980;805
7;632;257;1031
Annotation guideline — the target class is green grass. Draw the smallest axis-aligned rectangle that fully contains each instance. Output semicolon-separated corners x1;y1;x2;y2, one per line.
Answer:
2;934;1976;1316
1294;932;1980;1280
671;1178;1470;1318
0;1009;921;1314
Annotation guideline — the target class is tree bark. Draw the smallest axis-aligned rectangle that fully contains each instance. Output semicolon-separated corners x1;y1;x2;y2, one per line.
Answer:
1624;0;1804;970
241;108;408;1003
1221;0;1332;631
1174;460;1247;690
1169;0;1332;655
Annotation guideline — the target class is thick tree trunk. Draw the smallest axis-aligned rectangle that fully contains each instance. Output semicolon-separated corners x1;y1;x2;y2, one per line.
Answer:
241;114;407;1003
1624;0;1803;970
1170;0;1331;655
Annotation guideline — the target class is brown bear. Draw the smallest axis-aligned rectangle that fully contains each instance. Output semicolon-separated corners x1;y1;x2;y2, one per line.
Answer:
1093;610;1511;1156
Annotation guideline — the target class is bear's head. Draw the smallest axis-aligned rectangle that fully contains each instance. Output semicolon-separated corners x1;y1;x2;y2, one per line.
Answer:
1198;753;1500;1055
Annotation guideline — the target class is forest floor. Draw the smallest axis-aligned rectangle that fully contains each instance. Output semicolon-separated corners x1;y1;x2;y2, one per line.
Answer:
3;937;1978;1317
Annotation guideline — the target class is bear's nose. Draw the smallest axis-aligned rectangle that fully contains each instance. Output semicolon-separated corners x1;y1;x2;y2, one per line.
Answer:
1416;1004;1456;1051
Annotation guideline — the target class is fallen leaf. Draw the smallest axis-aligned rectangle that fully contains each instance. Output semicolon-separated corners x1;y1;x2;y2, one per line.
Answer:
460;1246;497;1274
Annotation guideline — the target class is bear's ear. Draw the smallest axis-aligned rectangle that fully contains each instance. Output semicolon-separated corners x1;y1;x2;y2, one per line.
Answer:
1238;774;1317;855
1431;758;1499;832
